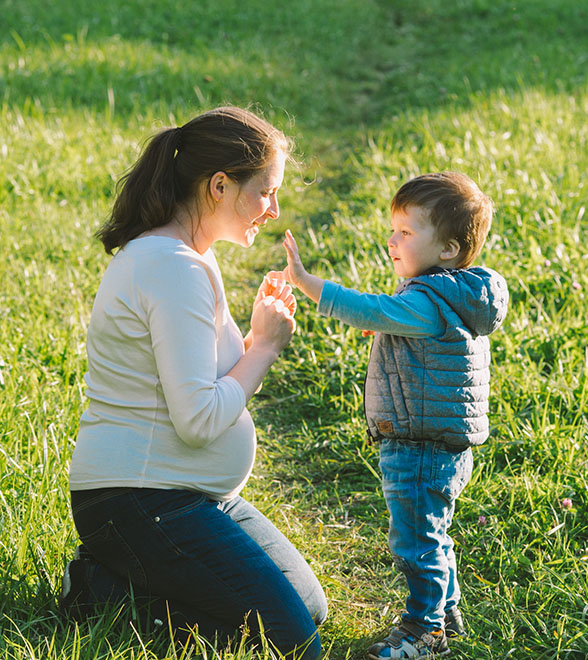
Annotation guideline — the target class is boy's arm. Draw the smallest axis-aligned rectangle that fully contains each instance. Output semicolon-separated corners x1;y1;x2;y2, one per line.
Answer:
282;230;441;337
282;230;325;303
319;281;441;337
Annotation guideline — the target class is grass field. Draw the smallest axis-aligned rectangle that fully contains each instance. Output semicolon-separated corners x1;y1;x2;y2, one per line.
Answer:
1;0;587;658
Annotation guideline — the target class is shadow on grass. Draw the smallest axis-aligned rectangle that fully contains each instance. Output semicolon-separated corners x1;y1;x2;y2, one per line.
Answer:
1;0;587;129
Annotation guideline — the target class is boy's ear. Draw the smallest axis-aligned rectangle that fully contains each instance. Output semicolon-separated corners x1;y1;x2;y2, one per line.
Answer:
440;238;461;262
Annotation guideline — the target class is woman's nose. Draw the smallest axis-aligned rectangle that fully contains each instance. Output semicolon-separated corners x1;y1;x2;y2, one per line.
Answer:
268;195;279;219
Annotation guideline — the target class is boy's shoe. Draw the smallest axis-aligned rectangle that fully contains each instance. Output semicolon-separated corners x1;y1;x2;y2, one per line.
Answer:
444;609;465;638
367;622;450;659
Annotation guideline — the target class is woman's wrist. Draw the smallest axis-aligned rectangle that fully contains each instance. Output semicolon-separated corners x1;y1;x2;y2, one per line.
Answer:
245;341;281;364
227;342;282;401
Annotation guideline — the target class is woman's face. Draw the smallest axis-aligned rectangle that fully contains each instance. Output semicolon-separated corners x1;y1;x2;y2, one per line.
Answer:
216;151;287;248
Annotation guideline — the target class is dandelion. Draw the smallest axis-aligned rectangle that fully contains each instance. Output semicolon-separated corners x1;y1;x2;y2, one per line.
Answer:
561;498;573;510
477;515;487;526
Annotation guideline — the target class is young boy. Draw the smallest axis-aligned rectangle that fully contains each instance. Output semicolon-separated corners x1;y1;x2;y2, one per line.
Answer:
281;172;508;658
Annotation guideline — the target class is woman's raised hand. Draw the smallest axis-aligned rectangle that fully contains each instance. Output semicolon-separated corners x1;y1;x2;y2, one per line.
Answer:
250;292;296;354
255;271;297;317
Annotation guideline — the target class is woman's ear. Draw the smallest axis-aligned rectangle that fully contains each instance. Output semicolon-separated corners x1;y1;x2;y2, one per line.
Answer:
440;238;461;262
209;172;227;202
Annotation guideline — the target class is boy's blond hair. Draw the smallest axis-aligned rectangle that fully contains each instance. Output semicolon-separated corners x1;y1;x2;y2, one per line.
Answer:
390;172;493;268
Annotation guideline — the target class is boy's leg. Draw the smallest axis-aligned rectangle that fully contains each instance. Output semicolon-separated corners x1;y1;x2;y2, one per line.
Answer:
378;440;472;629
442;527;466;636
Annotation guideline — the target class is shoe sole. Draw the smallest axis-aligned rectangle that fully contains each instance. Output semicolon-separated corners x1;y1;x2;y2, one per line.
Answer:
367;650;450;659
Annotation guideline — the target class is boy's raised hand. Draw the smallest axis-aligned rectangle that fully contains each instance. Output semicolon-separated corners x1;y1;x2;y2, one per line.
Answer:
282;229;325;304
282;230;308;289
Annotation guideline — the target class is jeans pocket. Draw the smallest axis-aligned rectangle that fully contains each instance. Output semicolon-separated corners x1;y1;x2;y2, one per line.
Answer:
148;491;209;524
80;519;148;589
132;490;211;558
431;446;473;502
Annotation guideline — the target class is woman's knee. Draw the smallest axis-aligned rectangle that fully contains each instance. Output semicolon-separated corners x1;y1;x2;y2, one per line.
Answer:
311;590;328;626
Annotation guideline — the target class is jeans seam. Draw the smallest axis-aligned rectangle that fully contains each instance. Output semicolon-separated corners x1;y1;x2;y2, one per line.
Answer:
80;518;149;589
71;488;133;516
150;492;209;523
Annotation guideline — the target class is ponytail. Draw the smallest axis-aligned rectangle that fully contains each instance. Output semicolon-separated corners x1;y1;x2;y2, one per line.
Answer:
96;128;183;254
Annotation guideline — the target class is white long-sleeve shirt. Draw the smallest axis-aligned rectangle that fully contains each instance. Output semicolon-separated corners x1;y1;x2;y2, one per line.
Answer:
69;236;256;501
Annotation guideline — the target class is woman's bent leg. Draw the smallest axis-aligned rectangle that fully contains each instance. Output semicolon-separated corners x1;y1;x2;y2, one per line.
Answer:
221;496;327;625
71;488;322;659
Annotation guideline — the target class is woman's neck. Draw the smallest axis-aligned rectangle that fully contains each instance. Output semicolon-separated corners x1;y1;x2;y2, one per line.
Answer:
138;209;213;255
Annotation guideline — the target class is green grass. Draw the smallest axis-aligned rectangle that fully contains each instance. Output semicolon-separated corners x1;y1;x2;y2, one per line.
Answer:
1;0;588;657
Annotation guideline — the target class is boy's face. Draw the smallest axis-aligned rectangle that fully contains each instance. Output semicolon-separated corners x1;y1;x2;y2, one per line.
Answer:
387;205;448;278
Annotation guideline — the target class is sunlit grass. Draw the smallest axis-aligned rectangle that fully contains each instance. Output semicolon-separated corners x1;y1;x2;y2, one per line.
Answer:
1;0;588;658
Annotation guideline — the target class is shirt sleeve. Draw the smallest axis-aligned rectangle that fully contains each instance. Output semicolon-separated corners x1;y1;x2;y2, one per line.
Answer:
142;255;246;448
317;280;442;338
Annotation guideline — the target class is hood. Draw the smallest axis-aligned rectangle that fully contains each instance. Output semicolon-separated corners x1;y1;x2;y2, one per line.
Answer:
405;266;509;337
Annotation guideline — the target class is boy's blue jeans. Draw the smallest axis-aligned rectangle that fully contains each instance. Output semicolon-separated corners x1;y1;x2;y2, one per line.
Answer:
379;439;473;632
71;488;327;659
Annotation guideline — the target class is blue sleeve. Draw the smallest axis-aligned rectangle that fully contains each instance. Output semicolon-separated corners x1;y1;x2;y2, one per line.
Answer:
317;280;442;338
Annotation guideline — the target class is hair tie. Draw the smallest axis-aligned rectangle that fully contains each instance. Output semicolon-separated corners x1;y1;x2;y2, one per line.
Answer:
172;126;183;157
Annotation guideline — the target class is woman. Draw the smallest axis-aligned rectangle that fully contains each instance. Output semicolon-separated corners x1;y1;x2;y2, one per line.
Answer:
61;106;327;658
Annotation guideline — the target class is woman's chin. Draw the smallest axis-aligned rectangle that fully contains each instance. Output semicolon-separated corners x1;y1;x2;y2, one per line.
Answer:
244;227;259;247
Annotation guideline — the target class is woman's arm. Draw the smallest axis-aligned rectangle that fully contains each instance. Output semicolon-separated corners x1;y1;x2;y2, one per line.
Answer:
227;296;295;400
147;257;294;447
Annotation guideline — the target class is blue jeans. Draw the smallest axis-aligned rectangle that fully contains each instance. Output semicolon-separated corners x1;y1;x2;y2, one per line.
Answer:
379;439;473;631
71;488;327;659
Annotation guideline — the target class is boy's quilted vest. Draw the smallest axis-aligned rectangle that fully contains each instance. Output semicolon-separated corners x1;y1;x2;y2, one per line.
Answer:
364;267;508;449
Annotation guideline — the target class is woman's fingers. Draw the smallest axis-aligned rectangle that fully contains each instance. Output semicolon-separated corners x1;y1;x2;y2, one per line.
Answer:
255;271;285;306
282;292;297;316
255;263;297;318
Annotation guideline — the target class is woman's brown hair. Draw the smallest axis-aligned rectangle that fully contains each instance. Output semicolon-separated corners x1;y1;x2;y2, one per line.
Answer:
96;106;291;254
